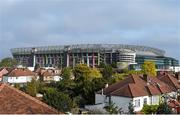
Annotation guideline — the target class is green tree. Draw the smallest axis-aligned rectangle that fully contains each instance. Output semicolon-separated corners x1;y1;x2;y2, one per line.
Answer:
156;102;172;114
26;79;38;97
89;68;102;79
102;65;113;79
0;57;17;67
73;64;91;81
42;87;77;112
141;61;157;76
61;67;71;80
128;102;134;114
141;104;159;114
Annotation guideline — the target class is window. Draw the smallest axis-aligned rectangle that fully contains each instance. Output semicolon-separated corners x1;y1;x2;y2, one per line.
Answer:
144;98;147;105
135;99;140;107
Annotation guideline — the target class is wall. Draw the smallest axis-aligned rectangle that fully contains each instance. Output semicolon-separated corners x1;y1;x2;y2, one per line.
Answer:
111;96;132;113
95;94;108;104
3;76;32;83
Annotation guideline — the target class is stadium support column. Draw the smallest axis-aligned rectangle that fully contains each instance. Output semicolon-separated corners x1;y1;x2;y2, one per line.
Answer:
67;53;69;67
31;48;37;67
92;53;95;68
87;53;89;67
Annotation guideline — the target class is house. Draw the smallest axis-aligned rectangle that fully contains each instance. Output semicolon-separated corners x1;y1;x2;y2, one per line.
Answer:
0;83;59;114
0;68;8;81
95;74;174;113
2;68;35;84
158;73;180;97
38;69;62;82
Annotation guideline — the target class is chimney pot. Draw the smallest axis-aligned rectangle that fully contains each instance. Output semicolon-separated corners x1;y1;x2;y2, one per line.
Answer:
143;74;148;82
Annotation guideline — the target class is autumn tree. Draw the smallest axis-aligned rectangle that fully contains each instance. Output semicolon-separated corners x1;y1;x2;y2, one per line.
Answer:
141;61;157;76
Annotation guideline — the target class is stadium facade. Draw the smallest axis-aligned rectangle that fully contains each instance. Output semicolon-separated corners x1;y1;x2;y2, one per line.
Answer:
11;44;179;70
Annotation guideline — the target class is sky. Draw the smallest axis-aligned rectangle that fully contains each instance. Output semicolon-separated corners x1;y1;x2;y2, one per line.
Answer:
0;0;180;61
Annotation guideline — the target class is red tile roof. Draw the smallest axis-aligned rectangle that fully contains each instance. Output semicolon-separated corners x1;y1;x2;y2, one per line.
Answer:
6;68;35;77
158;74;180;91
97;74;172;98
0;83;59;114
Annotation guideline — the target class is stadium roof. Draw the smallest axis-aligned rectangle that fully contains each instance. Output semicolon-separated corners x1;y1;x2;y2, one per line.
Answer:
11;44;165;56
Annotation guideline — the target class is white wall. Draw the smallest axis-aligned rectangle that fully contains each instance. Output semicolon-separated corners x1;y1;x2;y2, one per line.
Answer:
53;76;62;81
95;94;108;104
3;76;33;83
111;96;132;113
133;96;149;112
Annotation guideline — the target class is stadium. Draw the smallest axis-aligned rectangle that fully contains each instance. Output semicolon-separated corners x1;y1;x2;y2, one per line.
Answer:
11;44;179;70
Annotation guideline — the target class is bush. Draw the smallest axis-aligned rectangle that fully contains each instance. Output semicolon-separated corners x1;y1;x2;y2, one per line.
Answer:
141;104;159;114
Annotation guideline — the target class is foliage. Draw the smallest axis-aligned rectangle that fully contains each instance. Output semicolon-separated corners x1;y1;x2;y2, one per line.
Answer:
112;73;126;82
61;67;72;80
0;57;17;67
111;62;117;68
98;62;106;68
141;104;159;114
73;64;91;81
104;102;122;114
14;83;20;89
89;68;102;79
128;102;134;114
141;61;157;76
26;79;38;97
42;87;77;112
156;102;172;114
127;70;143;74
102;65;113;79
26;79;44;97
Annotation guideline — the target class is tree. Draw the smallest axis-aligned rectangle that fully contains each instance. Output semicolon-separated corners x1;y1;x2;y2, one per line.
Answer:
0;57;17;67
141;61;157;76
102;65;113;79
89;68;102;79
73;64;91;81
42;87;77;112
141;104;159;114
156;102;172;114
128;102;134;114
26;79;38;97
61;67;72;80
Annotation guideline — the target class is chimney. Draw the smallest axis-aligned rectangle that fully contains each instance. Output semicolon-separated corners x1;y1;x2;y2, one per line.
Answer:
143;74;148;82
101;89;104;95
175;72;180;80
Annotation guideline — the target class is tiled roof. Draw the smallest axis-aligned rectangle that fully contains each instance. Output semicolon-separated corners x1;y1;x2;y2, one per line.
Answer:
97;74;172;98
0;83;59;114
158;74;180;91
6;68;35;77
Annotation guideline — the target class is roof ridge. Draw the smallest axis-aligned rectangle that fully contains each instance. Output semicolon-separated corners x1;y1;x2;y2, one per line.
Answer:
4;84;58;113
167;74;178;89
128;84;133;97
110;84;130;95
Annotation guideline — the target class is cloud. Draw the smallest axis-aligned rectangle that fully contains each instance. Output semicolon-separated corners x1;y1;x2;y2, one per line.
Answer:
0;0;179;61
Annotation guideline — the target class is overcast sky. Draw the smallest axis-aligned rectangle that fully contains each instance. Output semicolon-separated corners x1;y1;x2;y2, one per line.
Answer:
0;0;180;61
